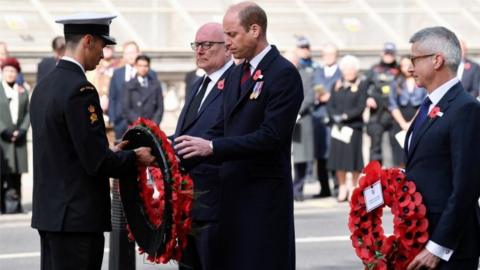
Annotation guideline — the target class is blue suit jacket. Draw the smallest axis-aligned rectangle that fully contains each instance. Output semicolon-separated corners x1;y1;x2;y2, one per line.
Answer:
205;46;303;270
405;82;480;259
174;64;233;221
108;66;159;139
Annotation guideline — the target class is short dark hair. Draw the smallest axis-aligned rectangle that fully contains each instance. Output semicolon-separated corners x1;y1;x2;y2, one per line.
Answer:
238;4;267;35
135;54;150;65
65;34;85;49
51;36;65;51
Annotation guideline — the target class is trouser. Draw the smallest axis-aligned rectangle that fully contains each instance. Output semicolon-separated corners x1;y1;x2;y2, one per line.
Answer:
39;231;105;270
292;162;308;197
366;121;395;164
179;221;220;270
316;158;331;195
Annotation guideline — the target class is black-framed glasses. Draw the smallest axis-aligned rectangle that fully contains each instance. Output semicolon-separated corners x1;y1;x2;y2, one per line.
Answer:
190;41;225;50
410;54;435;67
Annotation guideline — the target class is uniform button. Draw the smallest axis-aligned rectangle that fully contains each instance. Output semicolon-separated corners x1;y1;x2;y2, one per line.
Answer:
137;101;142;107
445;250;450;254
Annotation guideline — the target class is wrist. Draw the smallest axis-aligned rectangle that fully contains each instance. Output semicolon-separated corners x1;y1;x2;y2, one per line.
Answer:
209;140;214;154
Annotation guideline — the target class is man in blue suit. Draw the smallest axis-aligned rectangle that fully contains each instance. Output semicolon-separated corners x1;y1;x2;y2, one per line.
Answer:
405;27;480;270
108;41;159;140
173;22;233;270
175;2;303;270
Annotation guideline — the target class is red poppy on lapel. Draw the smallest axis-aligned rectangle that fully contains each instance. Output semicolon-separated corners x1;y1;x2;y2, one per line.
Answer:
253;69;263;81
217;79;225;90
465;62;471;70
428;106;443;119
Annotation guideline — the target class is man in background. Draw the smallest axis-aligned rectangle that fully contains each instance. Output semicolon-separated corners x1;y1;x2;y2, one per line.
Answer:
36;36;65;82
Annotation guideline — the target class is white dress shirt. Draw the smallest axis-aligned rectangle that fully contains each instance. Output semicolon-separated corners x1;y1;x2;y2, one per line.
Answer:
247;44;272;75
408;77;459;150
324;64;338;78
198;60;233;110
125;64;136;82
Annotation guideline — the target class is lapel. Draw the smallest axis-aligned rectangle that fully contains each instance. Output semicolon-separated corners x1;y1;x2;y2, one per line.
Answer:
406;82;462;164
177;77;204;134
227;46;279;118
0;83;13;126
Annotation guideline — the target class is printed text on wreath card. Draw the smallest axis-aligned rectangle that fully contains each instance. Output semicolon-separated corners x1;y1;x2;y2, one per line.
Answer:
363;180;384;212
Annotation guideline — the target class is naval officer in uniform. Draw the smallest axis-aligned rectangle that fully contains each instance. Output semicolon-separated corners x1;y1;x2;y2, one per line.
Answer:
30;13;155;270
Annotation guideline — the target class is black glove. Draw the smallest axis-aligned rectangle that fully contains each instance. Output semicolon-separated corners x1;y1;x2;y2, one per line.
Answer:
1;127;15;142
332;114;343;124
14;129;27;146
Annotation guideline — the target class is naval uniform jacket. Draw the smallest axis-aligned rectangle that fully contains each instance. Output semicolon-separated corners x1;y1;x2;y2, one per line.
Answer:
30;60;136;232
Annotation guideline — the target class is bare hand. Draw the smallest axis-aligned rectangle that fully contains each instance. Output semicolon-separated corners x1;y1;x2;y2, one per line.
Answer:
366;97;377;109
174;135;213;159
406;248;441;270
401;121;411;131
319;92;331;103
111;140;129;152
134;147;155;166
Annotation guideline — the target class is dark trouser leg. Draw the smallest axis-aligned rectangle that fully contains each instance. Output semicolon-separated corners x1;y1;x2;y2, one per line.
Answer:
109;179;136;270
367;122;384;163
5;173;22;213
293;162;307;201
39;231;105;270
180;221;220;270
316;158;331;197
0;174;6;213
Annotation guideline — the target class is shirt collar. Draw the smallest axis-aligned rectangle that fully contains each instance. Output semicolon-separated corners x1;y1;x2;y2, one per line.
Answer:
248;44;272;73
427;77;459;106
206;60;233;83
61;56;85;74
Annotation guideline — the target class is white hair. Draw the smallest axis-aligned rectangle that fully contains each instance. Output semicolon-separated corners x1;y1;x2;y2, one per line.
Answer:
339;55;360;71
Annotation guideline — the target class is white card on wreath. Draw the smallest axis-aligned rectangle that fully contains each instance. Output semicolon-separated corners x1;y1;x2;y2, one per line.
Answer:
363;180;384;213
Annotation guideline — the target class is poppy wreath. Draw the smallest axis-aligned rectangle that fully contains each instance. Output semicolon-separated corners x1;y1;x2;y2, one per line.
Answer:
348;161;429;270
120;118;193;264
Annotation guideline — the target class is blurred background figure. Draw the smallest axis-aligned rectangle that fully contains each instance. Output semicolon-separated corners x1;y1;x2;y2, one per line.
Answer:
295;36;319;70
458;40;480;98
122;55;164;127
108;41;160;141
388;56;427;167
184;68;205;98
87;46;120;119
285;49;315;202
365;42;401;166
0;57;30;214
36;36;65;83
311;43;342;198
0;42;28;89
327;55;366;202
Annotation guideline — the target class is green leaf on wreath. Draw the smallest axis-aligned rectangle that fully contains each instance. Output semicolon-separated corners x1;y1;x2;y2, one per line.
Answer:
374;251;384;259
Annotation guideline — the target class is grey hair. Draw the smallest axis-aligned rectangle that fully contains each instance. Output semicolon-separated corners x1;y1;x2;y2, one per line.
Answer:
409;26;461;73
339;54;360;71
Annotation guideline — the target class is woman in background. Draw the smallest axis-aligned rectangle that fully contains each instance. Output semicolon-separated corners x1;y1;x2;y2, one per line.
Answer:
327;55;367;202
0;57;30;213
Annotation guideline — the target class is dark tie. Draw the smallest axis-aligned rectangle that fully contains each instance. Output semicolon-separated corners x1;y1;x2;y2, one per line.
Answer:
411;97;432;141
240;62;251;85
183;76;211;129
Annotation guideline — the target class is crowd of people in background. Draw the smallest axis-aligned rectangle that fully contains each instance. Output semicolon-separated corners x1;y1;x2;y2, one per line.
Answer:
1;31;480;213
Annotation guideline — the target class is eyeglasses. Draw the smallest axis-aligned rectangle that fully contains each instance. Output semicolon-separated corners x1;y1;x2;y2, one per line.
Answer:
190;41;225;50
410;54;435;67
